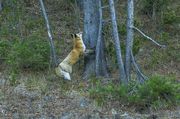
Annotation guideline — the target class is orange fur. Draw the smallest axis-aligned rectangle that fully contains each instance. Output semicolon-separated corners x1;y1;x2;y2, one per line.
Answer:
55;32;86;80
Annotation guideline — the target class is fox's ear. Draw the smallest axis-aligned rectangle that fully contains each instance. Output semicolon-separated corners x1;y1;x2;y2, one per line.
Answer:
71;34;74;38
74;34;78;38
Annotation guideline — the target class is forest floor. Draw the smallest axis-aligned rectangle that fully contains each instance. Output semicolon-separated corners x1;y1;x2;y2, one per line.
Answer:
0;71;179;119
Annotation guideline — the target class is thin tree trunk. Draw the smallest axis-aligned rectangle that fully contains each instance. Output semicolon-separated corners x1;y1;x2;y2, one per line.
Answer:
96;0;103;76
125;0;147;82
100;37;109;77
108;0;127;84
125;0;165;83
125;0;134;81
39;0;57;67
0;0;2;11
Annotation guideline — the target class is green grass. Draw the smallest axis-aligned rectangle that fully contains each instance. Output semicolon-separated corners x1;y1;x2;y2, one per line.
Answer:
89;75;179;109
24;74;48;94
0;0;50;72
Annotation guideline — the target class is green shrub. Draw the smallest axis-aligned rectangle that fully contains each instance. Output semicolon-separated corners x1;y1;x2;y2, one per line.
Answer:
0;0;50;72
163;9;177;25
129;75;179;109
159;32;169;43
118;23;126;36
89;75;179;109
0;40;11;58
7;35;50;71
89;80;128;106
133;37;145;55
140;0;169;16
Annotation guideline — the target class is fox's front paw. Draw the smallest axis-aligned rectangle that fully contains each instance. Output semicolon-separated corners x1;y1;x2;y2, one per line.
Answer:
84;49;95;56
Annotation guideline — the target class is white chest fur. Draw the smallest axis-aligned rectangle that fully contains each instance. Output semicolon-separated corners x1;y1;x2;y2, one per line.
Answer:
79;33;86;52
82;40;86;52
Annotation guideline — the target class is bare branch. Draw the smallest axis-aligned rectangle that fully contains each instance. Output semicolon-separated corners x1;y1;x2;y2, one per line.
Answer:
84;49;95;56
132;26;166;48
39;0;57;67
101;5;109;9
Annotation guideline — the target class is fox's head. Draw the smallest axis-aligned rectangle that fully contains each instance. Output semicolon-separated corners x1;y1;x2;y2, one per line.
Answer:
71;32;82;40
71;32;86;52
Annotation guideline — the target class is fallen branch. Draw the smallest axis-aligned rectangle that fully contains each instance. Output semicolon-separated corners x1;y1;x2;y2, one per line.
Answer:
132;26;166;48
39;0;57;67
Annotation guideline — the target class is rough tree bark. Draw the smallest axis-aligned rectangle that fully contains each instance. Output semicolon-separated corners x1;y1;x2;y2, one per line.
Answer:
83;0;108;79
125;0;134;82
109;0;127;84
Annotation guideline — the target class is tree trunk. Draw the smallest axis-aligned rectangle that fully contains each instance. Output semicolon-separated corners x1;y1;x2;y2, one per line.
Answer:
76;0;83;10
39;0;57;67
125;0;134;81
96;0;103;76
109;0;127;84
83;0;108;79
0;0;2;11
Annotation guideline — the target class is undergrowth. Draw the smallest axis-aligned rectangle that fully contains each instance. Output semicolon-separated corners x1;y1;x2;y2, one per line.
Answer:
89;75;179;110
0;0;51;85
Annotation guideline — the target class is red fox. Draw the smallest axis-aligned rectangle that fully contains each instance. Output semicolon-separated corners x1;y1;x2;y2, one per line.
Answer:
55;32;86;80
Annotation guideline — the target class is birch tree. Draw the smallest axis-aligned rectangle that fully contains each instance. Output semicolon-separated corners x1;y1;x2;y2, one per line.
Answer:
125;0;134;81
109;0;127;84
39;0;57;67
0;0;2;11
125;0;165;82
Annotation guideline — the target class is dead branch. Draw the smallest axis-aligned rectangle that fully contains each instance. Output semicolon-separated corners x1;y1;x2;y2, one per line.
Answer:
132;26;166;48
84;49;95;56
